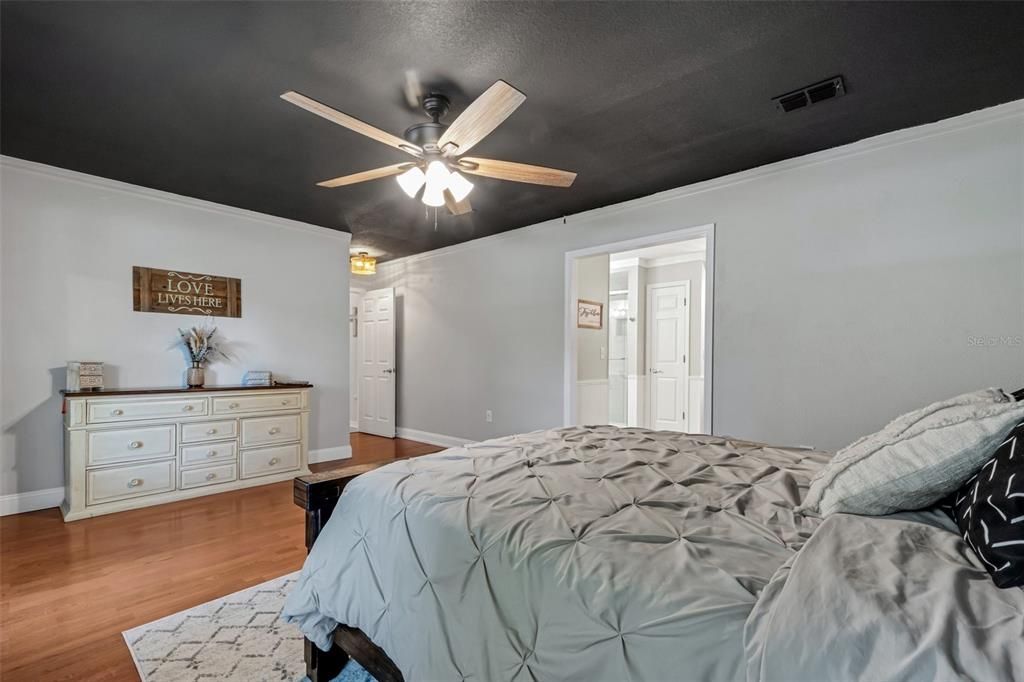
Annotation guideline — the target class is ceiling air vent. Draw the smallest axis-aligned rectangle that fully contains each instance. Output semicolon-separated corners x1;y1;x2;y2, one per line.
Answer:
773;76;845;113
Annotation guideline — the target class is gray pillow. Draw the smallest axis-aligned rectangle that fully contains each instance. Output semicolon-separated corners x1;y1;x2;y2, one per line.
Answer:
800;389;1023;517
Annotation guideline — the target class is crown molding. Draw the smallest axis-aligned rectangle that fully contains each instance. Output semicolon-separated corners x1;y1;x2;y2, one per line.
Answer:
377;98;1024;272
0;155;350;243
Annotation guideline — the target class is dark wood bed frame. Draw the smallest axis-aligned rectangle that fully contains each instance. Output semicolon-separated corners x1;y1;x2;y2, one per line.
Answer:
293;388;1024;680
294;463;406;682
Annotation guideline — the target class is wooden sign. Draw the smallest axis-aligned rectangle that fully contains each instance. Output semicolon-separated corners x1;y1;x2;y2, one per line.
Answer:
576;299;603;329
133;267;241;317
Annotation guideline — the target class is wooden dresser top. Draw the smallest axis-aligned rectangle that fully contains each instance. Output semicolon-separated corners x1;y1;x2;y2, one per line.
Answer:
61;383;312;398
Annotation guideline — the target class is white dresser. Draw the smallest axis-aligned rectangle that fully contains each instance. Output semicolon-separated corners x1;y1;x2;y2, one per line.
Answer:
61;385;312;521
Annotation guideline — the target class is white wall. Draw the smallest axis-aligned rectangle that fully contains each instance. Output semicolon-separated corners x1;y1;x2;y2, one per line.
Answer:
368;101;1024;450
0;158;351;498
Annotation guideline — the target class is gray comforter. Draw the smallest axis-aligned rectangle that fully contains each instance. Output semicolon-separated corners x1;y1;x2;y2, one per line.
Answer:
745;510;1024;682
283;426;1023;681
284;426;828;681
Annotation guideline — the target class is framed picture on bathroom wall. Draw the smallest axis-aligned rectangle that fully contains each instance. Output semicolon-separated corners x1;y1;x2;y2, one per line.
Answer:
576;299;603;329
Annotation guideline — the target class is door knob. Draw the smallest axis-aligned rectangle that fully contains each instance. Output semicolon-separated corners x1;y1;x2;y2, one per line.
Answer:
383;368;395;374
651;369;664;374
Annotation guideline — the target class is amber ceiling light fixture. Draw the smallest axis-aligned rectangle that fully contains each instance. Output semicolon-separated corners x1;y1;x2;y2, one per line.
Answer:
350;252;376;276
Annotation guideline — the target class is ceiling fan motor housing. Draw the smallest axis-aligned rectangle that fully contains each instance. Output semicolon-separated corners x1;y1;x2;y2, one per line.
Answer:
403;121;447;150
404;93;450;151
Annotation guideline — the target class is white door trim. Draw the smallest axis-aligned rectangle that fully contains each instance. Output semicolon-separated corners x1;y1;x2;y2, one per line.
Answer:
645;280;690;431
349;287;365;430
564;223;715;433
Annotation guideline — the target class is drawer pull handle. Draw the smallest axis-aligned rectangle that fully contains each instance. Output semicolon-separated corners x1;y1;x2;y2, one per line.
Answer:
128;440;143;449
182;405;194;412
228;402;239;409
281;400;289;405
127;478;143;488
111;409;124;416
206;428;217;435
269;457;280;466
206;472;217;481
206;450;217;458
268;427;280;435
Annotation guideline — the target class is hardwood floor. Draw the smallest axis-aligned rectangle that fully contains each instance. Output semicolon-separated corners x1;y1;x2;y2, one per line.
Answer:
0;434;441;681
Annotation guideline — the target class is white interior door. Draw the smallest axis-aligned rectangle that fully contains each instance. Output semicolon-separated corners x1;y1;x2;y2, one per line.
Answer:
646;282;690;432
358;287;396;437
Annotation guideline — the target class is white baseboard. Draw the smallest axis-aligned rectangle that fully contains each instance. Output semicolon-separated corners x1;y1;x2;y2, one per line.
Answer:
309;445;353;464
396;427;474;449
0;487;65;517
349;423;359;432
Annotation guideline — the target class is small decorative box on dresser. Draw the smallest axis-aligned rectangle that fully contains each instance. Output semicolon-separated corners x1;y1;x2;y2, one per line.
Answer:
60;385;312;521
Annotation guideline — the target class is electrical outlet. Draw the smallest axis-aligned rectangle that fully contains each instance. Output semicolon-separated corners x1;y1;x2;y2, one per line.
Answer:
485;410;493;423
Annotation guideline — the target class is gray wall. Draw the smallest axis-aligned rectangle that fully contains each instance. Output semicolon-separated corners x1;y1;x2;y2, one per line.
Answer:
1;158;350;496
367;102;1024;449
575;254;609;382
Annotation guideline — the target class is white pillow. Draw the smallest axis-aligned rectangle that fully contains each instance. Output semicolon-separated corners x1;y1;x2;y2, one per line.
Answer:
800;389;1022;517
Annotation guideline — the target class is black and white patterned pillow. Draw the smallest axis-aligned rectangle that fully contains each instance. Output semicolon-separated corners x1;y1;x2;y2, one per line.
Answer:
947;416;1024;588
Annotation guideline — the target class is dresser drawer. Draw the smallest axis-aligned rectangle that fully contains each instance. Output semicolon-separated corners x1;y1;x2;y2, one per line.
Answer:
181;419;238;444
212;392;301;415
87;397;208;424
87;460;175;505
87;425;176;466
240;414;300;448
240;443;300;479
179;462;237;490
180;440;237;468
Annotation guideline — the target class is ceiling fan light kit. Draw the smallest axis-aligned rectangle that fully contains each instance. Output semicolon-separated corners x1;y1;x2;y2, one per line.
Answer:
282;79;577;217
396;165;426;198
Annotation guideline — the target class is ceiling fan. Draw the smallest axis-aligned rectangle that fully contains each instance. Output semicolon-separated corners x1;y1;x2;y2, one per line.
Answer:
281;80;577;216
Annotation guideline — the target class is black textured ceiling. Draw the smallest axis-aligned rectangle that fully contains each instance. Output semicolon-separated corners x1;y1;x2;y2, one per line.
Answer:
3;2;1023;260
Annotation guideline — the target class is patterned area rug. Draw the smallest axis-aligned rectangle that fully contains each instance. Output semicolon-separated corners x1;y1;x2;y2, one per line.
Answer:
123;572;374;682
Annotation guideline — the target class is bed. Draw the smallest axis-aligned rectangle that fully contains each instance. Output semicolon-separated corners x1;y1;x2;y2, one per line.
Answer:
284;425;1024;681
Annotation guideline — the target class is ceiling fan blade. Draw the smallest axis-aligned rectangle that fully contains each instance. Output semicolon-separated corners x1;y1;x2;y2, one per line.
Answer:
281;91;422;157
457;157;577;187
317;163;413;188
437;80;525;156
403;69;424;109
443;189;473;216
